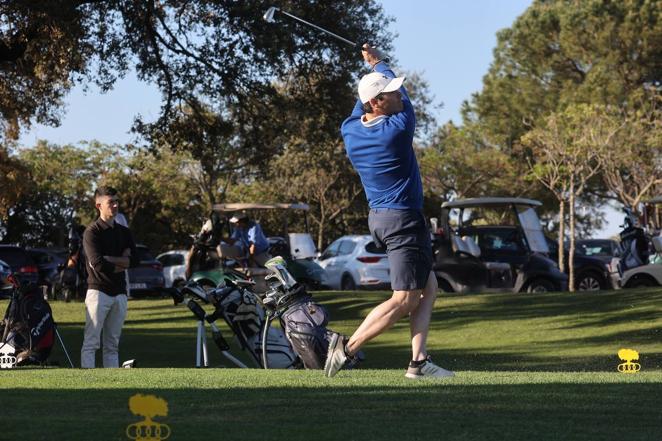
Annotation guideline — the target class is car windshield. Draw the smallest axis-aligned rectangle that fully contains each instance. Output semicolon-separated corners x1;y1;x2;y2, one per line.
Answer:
578;241;614;256
517;206;549;254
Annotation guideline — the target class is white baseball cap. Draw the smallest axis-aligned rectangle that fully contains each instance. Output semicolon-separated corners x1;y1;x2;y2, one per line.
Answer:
358;72;405;104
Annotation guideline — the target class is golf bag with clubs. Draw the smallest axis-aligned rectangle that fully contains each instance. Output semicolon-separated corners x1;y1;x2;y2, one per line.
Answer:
0;276;56;367
172;279;298;369
260;257;362;370
618;208;650;273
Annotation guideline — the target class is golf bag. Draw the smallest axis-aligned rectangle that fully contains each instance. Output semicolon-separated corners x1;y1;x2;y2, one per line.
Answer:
260;257;359;370
209;284;297;368
277;294;332;369
173;280;298;368
1;282;56;367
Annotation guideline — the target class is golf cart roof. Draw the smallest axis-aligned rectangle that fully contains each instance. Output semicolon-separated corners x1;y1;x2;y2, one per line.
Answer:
213;203;310;212
442;197;542;209
644;196;662;204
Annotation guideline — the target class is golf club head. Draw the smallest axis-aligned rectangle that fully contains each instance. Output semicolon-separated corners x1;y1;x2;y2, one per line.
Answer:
265;256;297;289
263;6;278;23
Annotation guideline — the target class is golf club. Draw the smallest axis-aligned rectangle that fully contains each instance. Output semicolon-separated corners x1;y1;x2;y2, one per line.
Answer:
263;6;357;47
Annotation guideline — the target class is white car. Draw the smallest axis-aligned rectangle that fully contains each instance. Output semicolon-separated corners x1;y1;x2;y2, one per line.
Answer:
156;250;189;288
619;236;662;288
317;235;389;290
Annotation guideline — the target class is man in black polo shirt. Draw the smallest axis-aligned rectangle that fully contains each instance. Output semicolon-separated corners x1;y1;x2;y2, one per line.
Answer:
81;186;138;368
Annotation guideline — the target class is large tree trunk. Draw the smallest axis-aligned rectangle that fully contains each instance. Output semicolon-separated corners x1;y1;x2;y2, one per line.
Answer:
558;199;565;273
568;178;576;292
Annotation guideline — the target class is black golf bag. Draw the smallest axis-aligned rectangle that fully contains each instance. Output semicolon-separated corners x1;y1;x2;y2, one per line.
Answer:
1;282;56;367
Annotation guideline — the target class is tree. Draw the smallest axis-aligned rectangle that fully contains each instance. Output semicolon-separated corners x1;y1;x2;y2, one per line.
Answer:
0;1;393;142
2;140;116;246
419;122;518;203
0;145;30;225
463;0;661;151
521;104;620;290
600;91;662;211
101;145;203;252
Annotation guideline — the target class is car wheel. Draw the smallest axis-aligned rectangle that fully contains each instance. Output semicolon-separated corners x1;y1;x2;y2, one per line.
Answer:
625;276;657;288
576;271;606;291
341;274;357;291
526;278;555;293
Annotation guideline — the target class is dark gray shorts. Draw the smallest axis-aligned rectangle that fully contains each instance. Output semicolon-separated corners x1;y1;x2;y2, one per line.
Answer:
368;208;433;291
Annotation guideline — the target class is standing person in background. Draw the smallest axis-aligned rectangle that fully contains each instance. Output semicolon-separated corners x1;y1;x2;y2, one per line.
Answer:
324;44;454;379
81;186;138;368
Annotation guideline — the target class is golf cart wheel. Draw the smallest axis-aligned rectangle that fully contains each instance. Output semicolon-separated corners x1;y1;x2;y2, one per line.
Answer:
625;275;657;289
576;271;606;292
341;274;357;291
526;278;555;293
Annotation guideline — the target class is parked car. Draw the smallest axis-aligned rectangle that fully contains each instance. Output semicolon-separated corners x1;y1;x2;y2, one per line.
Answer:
0;245;39;288
27;247;67;298
545;238;617;290
156;250;188;288
317;235;389;290
576;239;621;264
435;198;568;293
127;244;165;296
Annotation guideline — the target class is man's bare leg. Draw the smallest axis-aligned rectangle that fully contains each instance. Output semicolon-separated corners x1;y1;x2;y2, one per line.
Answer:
410;271;438;361
345;289;422;356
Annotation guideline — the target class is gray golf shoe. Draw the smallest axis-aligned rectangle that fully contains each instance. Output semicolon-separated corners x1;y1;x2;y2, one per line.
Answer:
324;332;347;378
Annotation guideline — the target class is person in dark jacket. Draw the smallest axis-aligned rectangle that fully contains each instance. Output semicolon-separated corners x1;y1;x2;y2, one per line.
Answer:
81;186;138;368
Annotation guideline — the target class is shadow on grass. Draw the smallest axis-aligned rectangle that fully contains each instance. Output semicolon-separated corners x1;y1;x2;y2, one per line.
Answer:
2;383;661;441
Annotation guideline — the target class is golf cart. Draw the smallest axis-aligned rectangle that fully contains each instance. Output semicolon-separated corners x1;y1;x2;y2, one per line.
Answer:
188;203;327;291
433;197;568;293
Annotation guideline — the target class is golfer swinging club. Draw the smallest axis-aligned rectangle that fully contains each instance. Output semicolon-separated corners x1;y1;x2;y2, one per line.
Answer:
324;44;454;379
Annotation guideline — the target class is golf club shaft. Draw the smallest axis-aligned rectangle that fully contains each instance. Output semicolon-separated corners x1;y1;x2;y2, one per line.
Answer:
279;10;357;47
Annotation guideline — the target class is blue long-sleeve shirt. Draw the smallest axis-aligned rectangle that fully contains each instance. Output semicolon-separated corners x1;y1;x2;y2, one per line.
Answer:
340;62;423;210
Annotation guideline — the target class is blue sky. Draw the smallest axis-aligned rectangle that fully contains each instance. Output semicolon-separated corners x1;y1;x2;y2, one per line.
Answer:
15;1;622;236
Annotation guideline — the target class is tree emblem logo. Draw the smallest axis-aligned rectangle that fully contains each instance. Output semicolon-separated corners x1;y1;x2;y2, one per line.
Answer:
617;348;641;374
0;343;17;369
126;394;171;441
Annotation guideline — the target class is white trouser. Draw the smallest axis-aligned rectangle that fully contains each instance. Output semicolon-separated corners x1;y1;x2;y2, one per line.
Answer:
81;289;128;368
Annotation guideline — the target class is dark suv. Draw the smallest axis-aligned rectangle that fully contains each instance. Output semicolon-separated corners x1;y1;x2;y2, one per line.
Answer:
545;238;614;291
0;245;39;289
27;248;67;298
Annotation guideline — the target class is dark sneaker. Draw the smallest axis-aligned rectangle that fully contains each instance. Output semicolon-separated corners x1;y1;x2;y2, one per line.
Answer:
405;356;454;379
324;332;347;378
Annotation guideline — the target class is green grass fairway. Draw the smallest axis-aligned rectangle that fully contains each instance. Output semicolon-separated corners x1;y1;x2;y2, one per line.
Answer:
2;288;661;440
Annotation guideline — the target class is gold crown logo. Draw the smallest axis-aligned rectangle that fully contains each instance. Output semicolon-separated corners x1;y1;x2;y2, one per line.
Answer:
617;348;641;374
126;394;171;441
